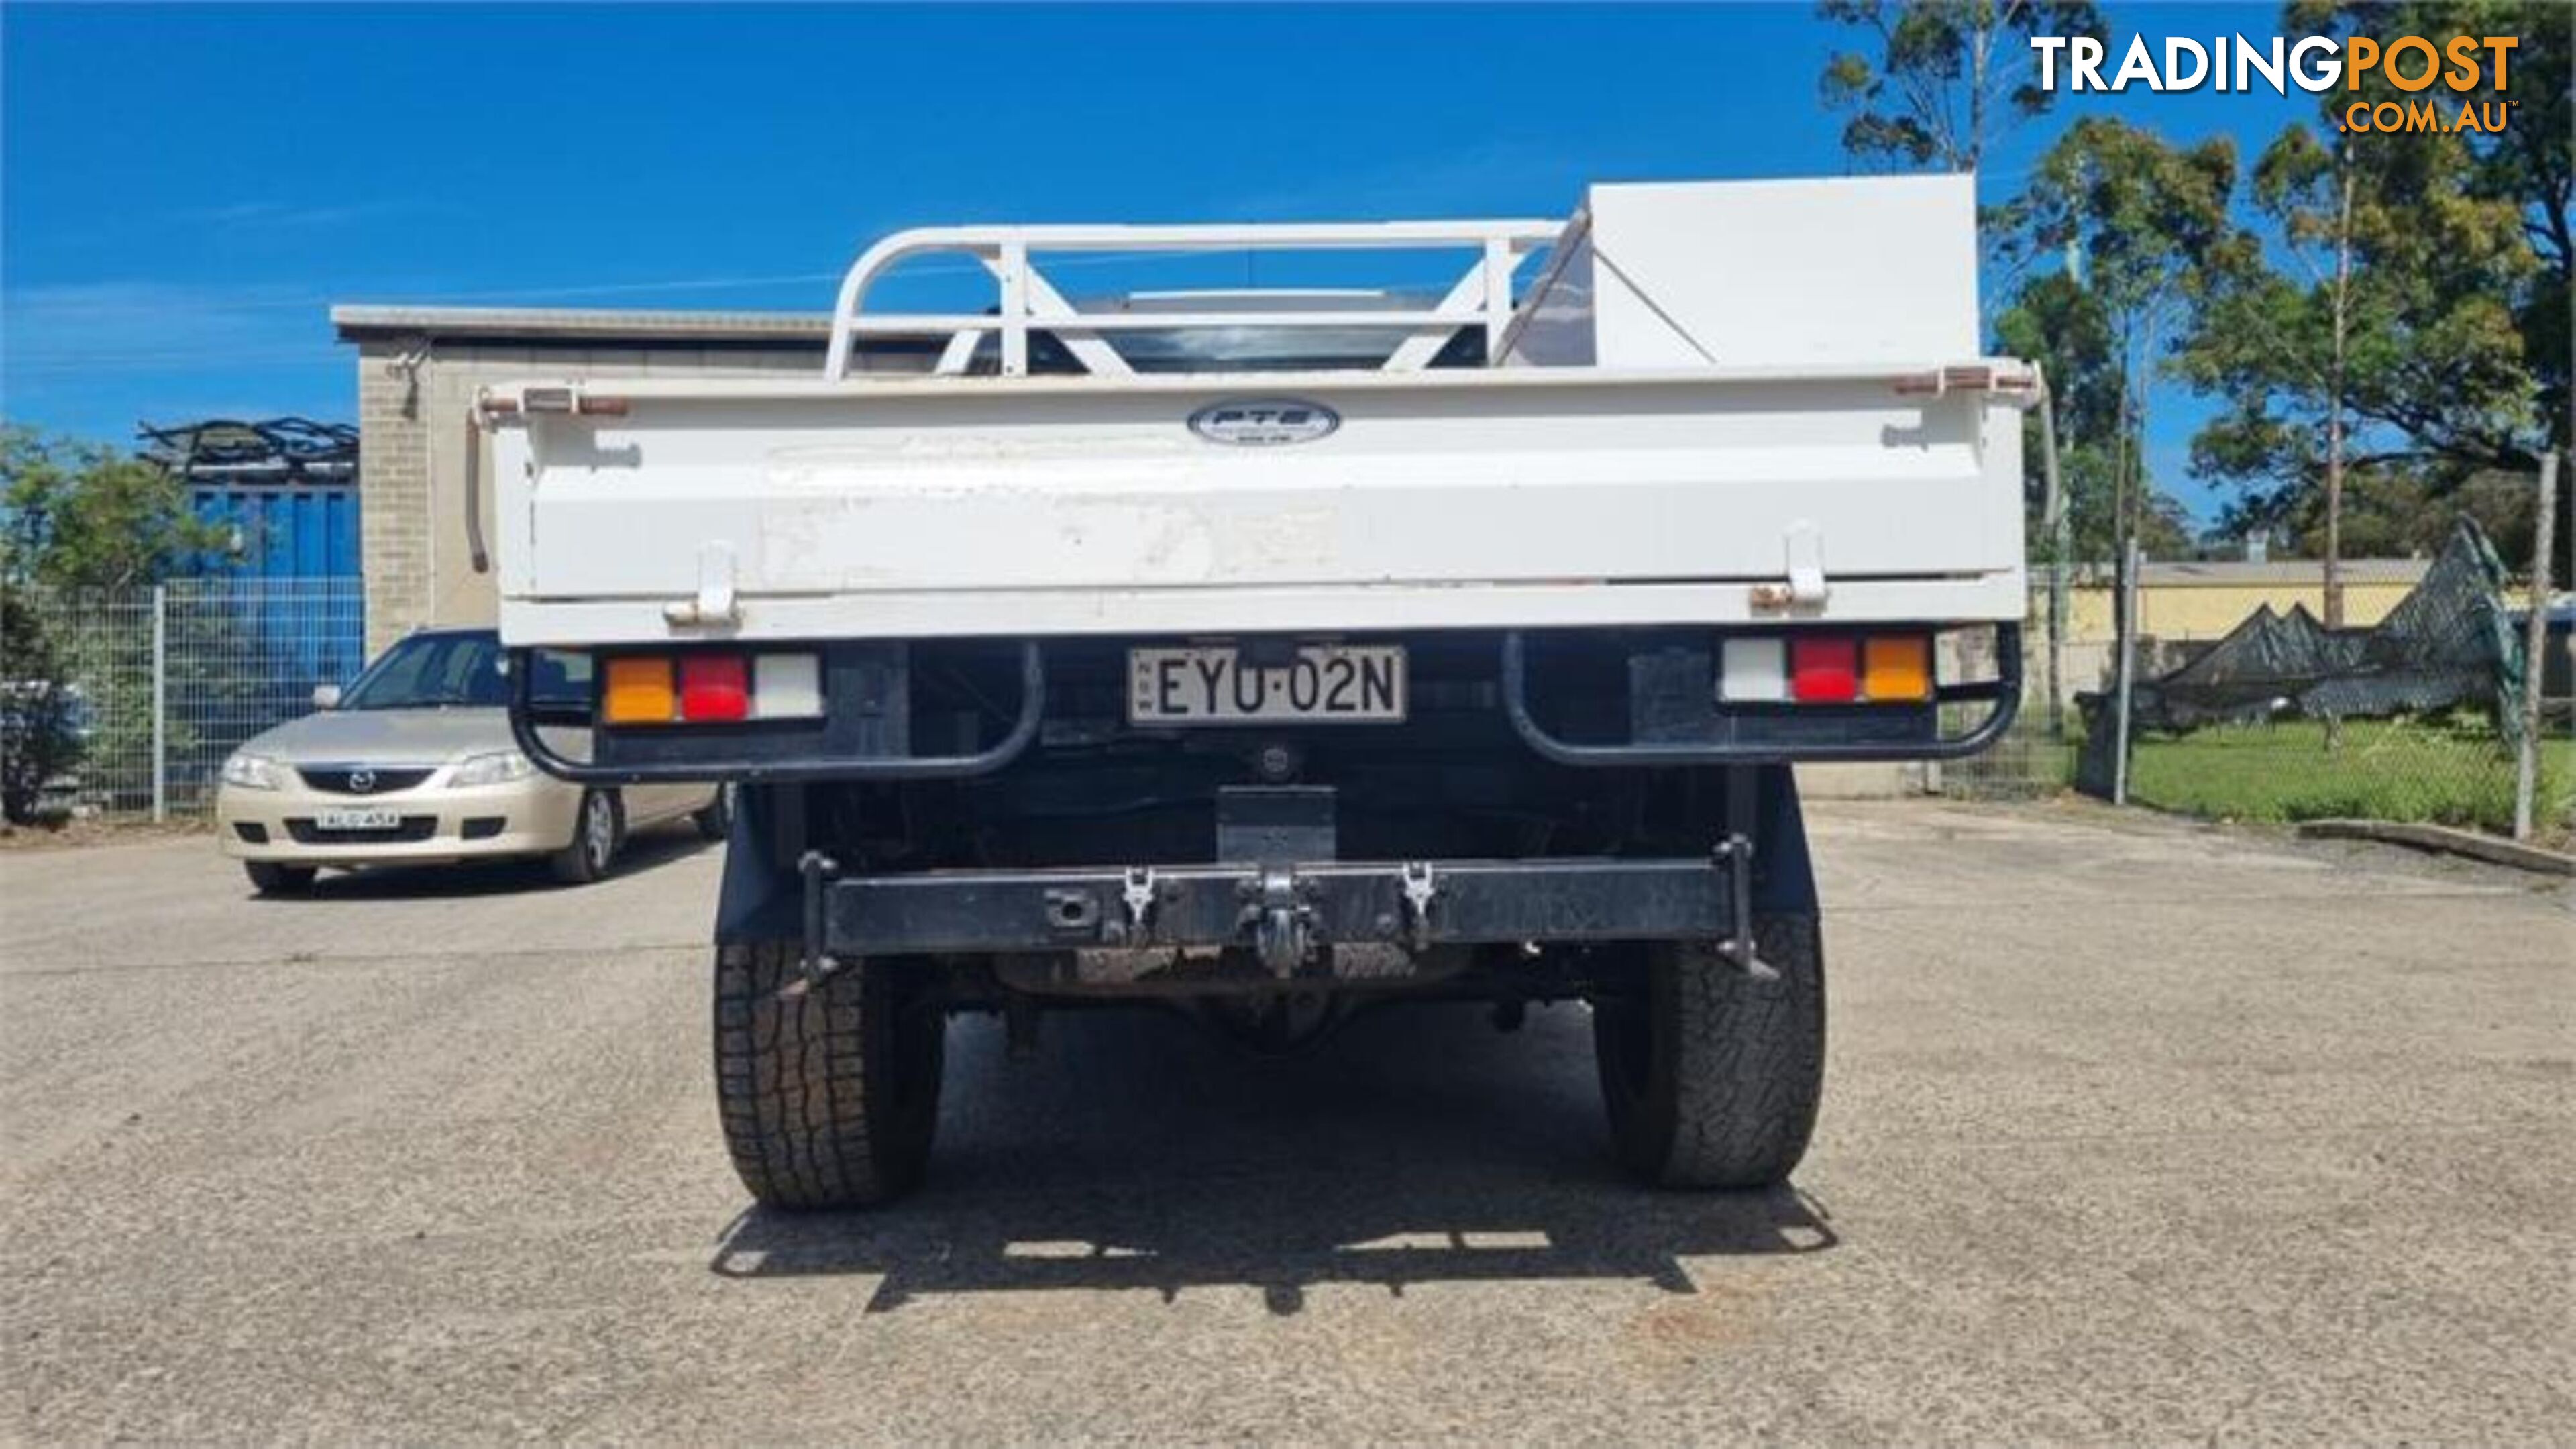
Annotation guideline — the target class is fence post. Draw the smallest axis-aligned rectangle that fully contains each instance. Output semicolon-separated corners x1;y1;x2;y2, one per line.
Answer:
2037;364;2069;739
2111;537;2140;807
150;584;168;822
2515;452;2559;842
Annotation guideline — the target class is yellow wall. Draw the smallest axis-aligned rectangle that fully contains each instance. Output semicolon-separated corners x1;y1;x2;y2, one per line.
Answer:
2062;580;2418;644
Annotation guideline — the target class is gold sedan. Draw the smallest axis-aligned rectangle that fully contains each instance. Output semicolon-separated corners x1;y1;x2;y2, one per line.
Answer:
215;629;722;893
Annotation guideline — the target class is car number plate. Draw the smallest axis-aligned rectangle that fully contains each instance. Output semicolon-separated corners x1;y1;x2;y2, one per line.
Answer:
1129;645;1406;724
316;807;402;831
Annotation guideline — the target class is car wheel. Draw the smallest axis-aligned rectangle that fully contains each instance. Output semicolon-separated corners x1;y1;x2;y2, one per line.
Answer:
244;861;317;896
549;788;623;885
1593;914;1825;1189
691;785;733;843
714;940;946;1210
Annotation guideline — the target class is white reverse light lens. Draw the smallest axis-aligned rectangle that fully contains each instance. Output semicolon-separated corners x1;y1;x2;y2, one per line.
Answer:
1719;637;1789;702
448;750;536;788
221;752;282;790
752;653;823;719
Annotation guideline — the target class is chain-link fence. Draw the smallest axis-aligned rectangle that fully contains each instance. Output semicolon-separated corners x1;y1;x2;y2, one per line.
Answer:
8;578;365;818
2125;712;2556;837
2092;519;2562;843
1938;507;2572;846
1939;704;2078;800
1939;683;2565;841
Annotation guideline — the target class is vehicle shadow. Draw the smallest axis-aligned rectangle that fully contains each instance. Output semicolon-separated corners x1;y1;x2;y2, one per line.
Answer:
710;1002;1835;1314
268;825;716;900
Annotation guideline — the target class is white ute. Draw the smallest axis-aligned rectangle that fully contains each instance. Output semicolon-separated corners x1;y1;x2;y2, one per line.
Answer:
486;175;2033;1209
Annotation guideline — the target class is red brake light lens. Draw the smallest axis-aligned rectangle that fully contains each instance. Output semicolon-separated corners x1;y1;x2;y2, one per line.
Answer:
678;655;750;722
1788;638;1859;703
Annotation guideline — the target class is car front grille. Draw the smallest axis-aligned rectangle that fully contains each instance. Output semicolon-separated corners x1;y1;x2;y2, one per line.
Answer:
296;766;437;795
283;816;438;845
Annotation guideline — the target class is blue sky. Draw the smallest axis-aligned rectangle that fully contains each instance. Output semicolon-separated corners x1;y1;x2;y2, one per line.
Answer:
2;3;2310;521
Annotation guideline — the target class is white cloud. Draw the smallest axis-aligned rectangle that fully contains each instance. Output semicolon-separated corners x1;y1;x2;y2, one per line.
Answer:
172;199;427;232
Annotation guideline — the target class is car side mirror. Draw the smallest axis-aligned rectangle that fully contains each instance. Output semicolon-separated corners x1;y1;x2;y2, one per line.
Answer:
311;684;343;711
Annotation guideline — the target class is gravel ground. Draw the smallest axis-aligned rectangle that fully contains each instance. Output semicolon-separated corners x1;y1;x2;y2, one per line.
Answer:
1;800;2568;1444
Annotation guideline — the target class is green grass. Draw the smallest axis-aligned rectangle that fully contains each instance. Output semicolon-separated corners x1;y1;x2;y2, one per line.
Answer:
2127;716;2575;839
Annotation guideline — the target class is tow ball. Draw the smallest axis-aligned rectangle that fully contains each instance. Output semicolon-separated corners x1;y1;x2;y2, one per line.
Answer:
1239;867;1313;976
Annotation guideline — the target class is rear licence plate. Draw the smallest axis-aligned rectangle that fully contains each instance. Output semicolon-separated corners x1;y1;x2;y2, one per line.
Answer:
1129;645;1406;725
315;807;403;832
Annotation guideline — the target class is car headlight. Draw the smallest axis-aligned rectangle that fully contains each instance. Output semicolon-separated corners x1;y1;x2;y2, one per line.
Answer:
448;750;535;788
221;752;282;790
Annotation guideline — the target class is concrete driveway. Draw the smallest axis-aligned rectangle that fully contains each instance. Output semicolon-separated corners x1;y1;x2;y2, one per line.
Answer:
1;802;2567;1442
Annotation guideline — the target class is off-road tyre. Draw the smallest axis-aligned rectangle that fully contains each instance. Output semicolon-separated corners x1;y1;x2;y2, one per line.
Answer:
691;786;733;843
547;789;621;885
1593;913;1825;1189
714;940;947;1210
244;861;317;895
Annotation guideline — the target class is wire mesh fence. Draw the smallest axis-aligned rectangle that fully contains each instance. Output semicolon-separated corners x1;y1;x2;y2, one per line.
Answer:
7;578;365;818
2125;713;2557;838
1937;564;2567;849
2080;517;2564;844
1938;702;2079;800
1939;688;2565;841
1946;508;2569;845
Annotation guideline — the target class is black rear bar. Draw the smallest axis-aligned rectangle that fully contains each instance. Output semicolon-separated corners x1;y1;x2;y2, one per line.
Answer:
814;851;1748;963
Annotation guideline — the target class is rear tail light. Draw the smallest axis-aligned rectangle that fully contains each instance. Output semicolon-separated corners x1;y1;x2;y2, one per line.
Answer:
752;653;823;718
1788;638;1859;703
1717;637;1788;703
599;651;822;724
679;656;750;722
603;657;675;724
1861;636;1933;702
1720;633;1935;704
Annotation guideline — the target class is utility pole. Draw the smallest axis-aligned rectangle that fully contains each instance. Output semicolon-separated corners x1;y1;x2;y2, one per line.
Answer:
2112;537;2141;806
2038;366;2069;738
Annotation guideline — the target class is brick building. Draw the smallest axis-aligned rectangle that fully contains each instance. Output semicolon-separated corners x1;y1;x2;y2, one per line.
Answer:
331;307;932;652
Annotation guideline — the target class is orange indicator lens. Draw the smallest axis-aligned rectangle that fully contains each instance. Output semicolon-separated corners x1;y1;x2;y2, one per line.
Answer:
602;657;676;724
1862;636;1932;702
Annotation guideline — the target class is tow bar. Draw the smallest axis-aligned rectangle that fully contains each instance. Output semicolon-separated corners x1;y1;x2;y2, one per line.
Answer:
798;841;1759;970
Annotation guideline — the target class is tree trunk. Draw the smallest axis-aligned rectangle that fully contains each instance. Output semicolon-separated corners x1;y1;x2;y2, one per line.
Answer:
2110;321;2134;556
2125;309;2161;549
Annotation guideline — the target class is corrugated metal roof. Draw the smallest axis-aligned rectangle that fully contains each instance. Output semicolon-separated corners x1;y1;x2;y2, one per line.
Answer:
331;305;837;343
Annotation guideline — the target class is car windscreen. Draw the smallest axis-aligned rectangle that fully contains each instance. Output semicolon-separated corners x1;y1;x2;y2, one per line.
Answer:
338;635;595;712
338;633;508;710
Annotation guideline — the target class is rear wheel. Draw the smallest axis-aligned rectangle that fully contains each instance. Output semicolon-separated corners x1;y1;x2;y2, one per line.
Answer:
243;861;317;896
714;940;947;1210
548;789;621;885
691;786;733;842
1593;914;1825;1189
